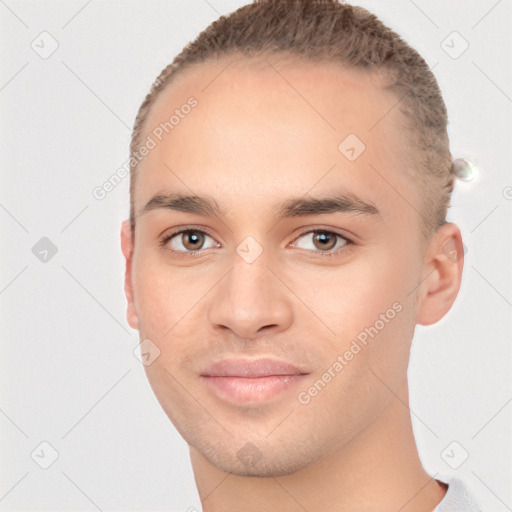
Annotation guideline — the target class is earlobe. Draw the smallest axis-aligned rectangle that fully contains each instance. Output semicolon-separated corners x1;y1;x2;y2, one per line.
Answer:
415;222;464;326
120;219;139;330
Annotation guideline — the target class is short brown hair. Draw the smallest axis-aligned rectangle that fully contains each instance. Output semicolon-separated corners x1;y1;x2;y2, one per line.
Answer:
129;0;454;241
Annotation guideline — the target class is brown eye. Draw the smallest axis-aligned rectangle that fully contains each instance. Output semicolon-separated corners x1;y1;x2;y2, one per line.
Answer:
181;230;205;251
290;229;350;255
312;231;337;251
161;229;218;254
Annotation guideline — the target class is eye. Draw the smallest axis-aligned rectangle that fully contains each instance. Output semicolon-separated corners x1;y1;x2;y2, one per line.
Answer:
160;228;219;255
289;229;352;256
159;227;353;258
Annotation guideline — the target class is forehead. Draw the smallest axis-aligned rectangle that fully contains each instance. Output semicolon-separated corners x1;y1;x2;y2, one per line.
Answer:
134;54;418;227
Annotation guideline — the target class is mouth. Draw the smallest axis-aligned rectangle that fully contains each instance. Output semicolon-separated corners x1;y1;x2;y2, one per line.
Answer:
200;358;310;404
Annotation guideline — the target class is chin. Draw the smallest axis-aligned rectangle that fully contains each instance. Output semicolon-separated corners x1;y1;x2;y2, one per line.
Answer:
195;436;323;477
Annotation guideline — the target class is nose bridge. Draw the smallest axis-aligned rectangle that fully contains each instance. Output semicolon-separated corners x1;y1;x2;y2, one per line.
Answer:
231;253;268;299
227;231;277;296
207;242;293;337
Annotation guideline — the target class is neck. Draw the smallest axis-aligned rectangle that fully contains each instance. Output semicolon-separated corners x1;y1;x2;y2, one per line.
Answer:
189;376;447;512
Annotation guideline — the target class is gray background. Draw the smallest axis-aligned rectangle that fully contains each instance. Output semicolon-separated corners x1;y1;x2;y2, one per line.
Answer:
1;0;511;510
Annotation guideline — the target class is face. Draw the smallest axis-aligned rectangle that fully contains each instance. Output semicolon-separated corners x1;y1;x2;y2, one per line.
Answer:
122;55;442;476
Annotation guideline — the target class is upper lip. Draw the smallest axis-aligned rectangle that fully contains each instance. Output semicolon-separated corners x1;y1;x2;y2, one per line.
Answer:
200;358;309;378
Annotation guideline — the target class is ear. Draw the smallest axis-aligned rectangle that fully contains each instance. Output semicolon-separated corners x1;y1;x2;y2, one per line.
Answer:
415;222;465;326
120;219;139;330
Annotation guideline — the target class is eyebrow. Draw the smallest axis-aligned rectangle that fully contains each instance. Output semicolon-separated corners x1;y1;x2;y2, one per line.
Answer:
277;194;380;218
139;191;381;220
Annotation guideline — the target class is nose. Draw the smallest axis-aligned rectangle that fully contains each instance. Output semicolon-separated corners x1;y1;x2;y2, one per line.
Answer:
207;251;294;339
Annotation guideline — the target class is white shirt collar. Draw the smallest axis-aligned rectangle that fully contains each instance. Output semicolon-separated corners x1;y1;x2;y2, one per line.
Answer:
433;477;481;511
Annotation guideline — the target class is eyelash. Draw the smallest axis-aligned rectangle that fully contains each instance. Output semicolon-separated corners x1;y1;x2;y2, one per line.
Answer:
159;226;354;259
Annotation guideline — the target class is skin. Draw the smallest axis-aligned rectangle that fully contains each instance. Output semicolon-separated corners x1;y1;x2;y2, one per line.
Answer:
120;54;464;511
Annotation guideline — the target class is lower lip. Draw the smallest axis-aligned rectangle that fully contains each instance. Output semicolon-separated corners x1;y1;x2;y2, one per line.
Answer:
201;374;307;404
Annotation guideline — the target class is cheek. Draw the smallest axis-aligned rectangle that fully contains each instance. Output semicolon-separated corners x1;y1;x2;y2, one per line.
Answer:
292;242;416;340
131;253;203;334
131;254;223;373
132;266;169;336
333;247;417;390
291;241;418;391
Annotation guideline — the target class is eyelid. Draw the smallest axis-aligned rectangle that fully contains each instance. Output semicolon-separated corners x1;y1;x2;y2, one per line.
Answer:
160;224;217;239
289;225;354;245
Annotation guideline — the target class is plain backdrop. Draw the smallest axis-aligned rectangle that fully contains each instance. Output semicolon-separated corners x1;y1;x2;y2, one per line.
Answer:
1;0;511;510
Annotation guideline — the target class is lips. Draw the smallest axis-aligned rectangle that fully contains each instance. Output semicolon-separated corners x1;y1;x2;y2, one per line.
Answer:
201;358;307;378
200;358;309;404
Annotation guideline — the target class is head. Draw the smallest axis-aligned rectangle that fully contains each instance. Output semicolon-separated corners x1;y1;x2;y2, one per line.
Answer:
121;0;463;477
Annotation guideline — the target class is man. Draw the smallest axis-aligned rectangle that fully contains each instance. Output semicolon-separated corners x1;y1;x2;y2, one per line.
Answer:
121;1;481;510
